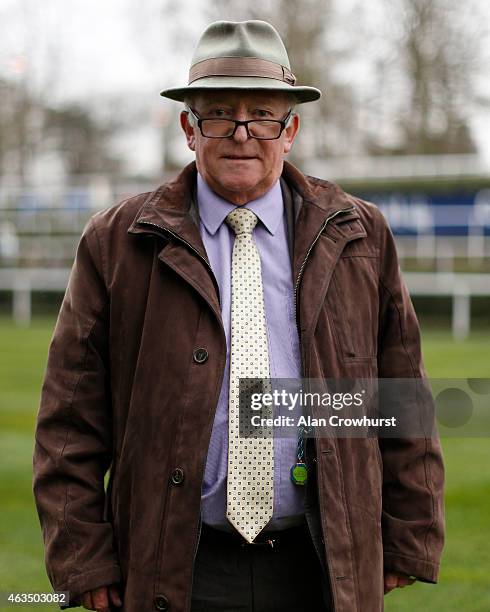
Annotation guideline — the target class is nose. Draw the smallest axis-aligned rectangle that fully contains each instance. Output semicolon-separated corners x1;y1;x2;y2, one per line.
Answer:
232;123;249;143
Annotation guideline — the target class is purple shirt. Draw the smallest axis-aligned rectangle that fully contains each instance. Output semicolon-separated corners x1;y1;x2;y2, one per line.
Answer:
197;173;305;531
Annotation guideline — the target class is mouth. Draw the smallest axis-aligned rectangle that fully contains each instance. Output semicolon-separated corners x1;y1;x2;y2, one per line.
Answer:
222;155;257;160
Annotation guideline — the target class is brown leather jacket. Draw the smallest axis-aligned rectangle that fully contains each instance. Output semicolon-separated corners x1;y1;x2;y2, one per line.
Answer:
33;161;444;612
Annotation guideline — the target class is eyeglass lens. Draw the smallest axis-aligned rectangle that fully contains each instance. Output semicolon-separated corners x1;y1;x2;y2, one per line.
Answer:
201;119;283;139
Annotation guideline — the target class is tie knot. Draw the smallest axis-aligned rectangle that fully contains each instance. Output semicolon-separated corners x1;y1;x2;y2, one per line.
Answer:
225;208;258;236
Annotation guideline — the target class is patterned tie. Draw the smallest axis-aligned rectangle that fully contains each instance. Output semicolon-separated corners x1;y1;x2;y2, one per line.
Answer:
225;207;274;543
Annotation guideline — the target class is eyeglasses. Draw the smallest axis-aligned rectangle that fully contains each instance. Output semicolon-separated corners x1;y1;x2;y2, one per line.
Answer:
187;107;293;140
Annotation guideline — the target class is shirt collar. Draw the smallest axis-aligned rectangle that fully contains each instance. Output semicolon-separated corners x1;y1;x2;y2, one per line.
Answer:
197;172;283;236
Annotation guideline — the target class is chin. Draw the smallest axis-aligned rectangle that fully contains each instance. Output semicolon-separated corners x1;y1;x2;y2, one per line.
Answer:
219;175;261;194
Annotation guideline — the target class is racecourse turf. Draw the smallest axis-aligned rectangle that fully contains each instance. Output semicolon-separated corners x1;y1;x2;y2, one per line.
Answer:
0;316;488;611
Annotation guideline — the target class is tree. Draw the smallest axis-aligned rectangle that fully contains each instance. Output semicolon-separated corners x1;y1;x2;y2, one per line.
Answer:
0;78;43;180
0;0;124;180
43;103;122;176
365;0;486;155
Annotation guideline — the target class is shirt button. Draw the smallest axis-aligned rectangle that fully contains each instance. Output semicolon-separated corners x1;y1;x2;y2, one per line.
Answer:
154;594;170;611
170;468;185;485
193;348;208;363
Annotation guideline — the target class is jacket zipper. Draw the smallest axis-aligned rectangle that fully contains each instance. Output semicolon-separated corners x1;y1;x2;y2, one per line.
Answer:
294;204;355;611
293;205;355;325
304;452;334;606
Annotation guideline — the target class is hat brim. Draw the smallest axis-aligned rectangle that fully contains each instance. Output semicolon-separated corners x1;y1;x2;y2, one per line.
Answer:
160;76;322;104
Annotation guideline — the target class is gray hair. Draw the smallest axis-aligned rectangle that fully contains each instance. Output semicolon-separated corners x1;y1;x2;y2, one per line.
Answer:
183;99;196;126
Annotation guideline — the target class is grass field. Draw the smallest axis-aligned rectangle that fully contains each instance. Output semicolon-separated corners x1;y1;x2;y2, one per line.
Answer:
0;316;489;611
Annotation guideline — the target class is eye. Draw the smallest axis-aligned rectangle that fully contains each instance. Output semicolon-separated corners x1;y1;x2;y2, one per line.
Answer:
253;109;273;118
208;108;231;118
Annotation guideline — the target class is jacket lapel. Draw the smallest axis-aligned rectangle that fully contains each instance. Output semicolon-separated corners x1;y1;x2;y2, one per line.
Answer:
280;162;367;335
127;160;368;335
127;163;222;323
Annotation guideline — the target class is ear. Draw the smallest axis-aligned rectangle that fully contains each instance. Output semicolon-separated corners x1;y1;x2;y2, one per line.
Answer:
180;111;196;151
282;113;300;155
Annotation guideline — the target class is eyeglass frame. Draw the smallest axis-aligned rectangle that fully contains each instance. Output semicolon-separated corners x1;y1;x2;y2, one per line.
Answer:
186;106;294;140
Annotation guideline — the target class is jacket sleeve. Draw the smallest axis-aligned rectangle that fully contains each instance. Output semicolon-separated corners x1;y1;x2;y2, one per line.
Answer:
32;216;122;608
376;212;445;583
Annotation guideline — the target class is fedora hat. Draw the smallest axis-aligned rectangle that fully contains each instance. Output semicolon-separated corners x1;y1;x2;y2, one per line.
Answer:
160;20;322;104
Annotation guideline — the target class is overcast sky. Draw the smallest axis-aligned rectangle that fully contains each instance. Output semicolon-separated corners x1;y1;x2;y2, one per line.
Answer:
1;0;490;175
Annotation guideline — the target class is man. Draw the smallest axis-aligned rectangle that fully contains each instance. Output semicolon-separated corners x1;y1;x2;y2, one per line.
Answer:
33;20;444;612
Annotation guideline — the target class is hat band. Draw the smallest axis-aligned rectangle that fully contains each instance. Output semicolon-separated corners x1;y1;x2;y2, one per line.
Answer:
188;57;296;86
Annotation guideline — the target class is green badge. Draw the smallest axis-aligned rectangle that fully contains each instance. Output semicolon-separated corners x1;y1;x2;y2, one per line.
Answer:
290;462;308;485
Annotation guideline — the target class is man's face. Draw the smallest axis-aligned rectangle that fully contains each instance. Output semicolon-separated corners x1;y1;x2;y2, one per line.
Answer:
180;90;300;205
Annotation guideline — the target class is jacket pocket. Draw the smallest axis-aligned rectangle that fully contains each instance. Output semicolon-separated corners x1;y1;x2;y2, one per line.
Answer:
325;256;379;361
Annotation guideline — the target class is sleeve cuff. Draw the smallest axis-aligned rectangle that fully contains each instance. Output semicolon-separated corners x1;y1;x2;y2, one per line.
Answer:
384;550;440;584
57;563;123;609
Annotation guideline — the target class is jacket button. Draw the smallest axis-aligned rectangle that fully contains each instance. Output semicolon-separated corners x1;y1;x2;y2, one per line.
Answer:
171;467;185;485
193;348;208;363
154;594;169;611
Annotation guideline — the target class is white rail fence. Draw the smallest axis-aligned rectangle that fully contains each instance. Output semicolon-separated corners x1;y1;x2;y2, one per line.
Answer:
2;204;489;270
0;268;488;339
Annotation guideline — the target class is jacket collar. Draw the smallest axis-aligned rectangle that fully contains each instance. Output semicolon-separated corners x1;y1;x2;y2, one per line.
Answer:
127;160;367;332
127;161;207;256
127;160;364;245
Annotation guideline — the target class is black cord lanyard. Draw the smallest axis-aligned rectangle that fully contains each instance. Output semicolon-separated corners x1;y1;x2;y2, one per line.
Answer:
290;424;310;485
